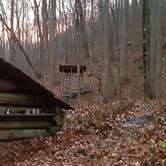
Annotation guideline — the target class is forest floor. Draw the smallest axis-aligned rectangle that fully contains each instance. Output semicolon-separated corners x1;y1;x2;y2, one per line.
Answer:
0;98;165;166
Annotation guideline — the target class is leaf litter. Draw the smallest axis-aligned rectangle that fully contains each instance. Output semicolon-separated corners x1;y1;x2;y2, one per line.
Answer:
0;99;165;166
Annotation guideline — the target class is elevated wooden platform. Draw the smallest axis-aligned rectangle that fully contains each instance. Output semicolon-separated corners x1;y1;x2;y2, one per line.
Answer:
59;65;86;73
59;65;86;98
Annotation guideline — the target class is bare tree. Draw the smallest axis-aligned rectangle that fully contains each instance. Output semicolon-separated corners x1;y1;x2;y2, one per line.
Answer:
74;0;90;63
102;0;114;100
0;14;41;78
120;0;129;82
143;0;150;96
149;0;161;98
143;0;161;98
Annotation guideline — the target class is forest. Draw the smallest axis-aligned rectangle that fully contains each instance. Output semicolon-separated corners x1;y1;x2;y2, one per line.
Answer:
0;0;165;165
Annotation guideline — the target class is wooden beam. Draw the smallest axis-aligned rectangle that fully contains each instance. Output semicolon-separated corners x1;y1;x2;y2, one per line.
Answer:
0;93;34;106
0;121;51;129
0;129;50;140
0;79;18;91
0;93;50;108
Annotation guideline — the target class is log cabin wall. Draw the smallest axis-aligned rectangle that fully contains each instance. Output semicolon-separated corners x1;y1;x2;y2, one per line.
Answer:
0;57;72;110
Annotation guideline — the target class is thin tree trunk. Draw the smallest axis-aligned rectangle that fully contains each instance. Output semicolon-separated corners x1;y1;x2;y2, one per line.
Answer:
120;0;129;82
103;0;114;100
143;0;150;96
149;0;161;98
0;14;41;78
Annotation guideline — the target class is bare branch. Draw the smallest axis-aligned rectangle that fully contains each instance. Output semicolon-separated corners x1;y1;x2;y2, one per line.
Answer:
0;14;41;79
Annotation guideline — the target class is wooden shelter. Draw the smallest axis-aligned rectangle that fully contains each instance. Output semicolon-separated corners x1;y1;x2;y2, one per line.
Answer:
0;57;72;140
59;65;87;98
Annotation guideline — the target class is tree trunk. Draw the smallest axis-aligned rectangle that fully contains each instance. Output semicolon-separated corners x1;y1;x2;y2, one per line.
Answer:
9;0;16;65
120;0;129;83
149;0;161;98
143;0;150;96
143;0;161;98
103;0;114;100
74;0;90;64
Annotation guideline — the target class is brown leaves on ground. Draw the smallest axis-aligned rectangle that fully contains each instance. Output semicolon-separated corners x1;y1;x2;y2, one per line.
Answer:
0;99;165;166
